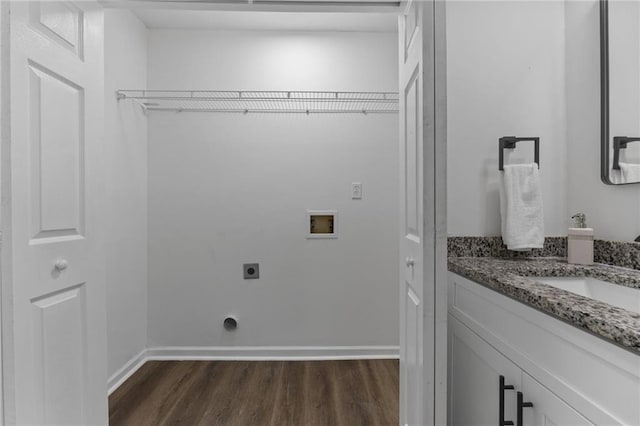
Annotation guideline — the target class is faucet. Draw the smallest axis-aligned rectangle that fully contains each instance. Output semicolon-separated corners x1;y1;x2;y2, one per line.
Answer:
571;213;587;228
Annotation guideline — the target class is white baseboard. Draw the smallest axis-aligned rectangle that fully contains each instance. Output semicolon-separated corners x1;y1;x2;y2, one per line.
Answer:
145;345;400;361
108;345;399;394
108;349;147;395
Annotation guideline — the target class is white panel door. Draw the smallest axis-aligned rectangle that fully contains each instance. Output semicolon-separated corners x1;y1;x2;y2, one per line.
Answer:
399;0;447;425
8;2;107;424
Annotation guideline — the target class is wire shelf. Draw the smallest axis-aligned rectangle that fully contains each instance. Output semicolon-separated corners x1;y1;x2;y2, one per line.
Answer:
116;90;399;114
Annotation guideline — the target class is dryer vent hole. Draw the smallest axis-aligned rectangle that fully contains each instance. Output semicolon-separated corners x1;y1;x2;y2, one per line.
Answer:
223;317;238;331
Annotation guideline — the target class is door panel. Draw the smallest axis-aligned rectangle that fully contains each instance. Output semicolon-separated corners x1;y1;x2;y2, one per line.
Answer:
8;2;106;424
404;65;420;242
449;315;521;426
404;1;418;60
522;373;595;426
403;285;422;425
31;284;87;424
28;61;85;240
29;2;84;58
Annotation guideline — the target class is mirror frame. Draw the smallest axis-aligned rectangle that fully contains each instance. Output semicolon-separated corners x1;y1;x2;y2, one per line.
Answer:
600;0;640;185
600;0;612;184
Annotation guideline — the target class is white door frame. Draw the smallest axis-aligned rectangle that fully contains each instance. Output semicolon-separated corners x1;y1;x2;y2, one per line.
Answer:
0;2;9;424
398;0;447;424
432;2;448;424
0;1;447;424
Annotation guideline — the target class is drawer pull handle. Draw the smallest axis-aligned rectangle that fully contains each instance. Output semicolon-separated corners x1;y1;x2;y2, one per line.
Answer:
499;375;515;426
517;391;534;426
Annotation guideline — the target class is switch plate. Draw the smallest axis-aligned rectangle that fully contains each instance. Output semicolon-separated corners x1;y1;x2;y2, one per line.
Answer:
351;182;363;199
243;263;259;279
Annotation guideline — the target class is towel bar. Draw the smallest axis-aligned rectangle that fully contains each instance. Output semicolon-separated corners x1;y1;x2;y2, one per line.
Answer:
612;136;640;169
498;136;540;171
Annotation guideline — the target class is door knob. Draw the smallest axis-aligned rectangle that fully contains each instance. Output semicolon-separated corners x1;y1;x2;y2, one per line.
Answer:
405;257;415;267
54;259;68;271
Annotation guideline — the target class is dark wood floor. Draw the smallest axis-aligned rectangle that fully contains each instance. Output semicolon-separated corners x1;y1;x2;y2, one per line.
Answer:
109;360;399;426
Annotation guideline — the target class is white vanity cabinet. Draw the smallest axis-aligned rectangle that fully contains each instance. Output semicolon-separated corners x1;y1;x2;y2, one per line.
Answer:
449;315;520;425
449;316;592;426
448;272;640;426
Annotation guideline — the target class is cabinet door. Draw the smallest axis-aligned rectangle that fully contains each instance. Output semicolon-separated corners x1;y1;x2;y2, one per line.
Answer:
449;315;521;426
521;372;595;426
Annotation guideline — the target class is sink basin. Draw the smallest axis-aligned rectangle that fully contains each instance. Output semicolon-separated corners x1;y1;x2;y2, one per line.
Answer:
535;277;640;314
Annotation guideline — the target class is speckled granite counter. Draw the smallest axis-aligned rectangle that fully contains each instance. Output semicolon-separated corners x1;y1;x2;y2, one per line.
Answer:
448;257;640;354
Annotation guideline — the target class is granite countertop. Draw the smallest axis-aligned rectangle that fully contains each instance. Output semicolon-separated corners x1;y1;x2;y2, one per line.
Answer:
448;257;640;354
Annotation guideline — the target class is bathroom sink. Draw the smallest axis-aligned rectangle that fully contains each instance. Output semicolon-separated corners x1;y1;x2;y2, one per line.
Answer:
535;277;640;314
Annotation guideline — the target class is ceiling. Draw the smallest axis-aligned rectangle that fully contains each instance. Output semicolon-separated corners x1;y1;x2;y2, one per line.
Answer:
132;9;398;32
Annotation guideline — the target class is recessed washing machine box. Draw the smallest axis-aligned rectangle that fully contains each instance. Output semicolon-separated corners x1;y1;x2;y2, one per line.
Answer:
307;210;338;239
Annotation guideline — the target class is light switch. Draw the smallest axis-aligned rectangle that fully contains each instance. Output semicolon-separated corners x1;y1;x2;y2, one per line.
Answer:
351;182;363;199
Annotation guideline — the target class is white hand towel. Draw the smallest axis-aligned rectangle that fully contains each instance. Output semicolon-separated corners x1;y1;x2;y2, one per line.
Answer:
499;164;545;251
618;162;640;183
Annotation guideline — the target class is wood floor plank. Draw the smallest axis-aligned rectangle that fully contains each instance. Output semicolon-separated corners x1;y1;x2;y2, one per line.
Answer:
302;361;341;425
236;361;283;426
157;361;229;425
109;359;398;426
357;359;399;426
109;361;161;414
109;361;178;425
110;361;205;426
332;360;379;426
268;360;305;426
197;361;262;425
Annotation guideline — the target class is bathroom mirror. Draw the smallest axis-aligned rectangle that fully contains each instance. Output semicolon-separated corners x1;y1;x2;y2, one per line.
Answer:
601;0;640;184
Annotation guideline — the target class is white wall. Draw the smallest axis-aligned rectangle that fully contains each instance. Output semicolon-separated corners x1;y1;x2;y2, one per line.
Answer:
447;0;640;241
566;0;640;241
104;10;148;378
447;1;567;237
146;31;399;349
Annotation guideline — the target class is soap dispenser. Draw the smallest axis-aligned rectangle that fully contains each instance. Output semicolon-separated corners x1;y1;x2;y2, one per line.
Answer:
567;213;594;265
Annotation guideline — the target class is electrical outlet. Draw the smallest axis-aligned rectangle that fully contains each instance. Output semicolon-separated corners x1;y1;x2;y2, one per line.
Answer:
243;263;259;279
351;182;363;199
